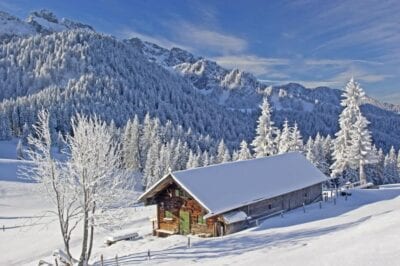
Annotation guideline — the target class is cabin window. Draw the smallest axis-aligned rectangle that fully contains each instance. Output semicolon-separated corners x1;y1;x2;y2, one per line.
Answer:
268;204;272;209
165;210;173;219
175;189;180;197
304;192;308;198
198;215;205;225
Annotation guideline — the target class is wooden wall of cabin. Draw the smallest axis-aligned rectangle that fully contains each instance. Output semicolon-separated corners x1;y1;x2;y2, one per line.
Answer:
237;183;322;219
154;182;216;236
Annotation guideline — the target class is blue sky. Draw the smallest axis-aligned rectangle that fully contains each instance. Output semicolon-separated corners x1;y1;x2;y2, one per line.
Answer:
1;0;399;104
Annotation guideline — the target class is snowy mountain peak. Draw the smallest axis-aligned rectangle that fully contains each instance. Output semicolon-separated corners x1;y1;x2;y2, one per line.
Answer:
0;11;35;38
0;9;94;40
26;9;94;34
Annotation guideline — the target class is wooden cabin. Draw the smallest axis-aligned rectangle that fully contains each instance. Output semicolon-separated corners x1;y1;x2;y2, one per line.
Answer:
138;152;327;237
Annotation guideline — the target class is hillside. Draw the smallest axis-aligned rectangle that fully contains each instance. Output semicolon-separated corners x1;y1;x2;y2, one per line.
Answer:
1;166;399;265
0;10;400;151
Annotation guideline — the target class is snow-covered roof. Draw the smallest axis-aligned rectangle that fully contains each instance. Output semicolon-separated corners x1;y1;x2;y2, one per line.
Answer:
222;211;248;224
138;152;327;218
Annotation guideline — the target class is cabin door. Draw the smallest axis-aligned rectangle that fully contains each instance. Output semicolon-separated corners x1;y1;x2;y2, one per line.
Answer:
179;210;190;235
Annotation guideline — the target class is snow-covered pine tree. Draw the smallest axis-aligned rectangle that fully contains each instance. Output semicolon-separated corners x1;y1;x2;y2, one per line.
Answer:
0;112;12;140
122;115;141;171
305;137;316;164
238;140;252;160
231;150;239;161
223;147;231;163
278;119;291;154
314;133;330;175
289;122;303;152
22;123;30;145
202;150;210;166
383;147;399;184
251;97;278;157
376;148;385;184
143;135;161;189
331;78;370;183
186;150;198;169
216;139;228;163
348;112;374;183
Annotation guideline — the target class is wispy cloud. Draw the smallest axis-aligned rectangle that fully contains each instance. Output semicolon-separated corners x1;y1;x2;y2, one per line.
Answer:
212;55;289;76
176;23;248;54
118;28;191;51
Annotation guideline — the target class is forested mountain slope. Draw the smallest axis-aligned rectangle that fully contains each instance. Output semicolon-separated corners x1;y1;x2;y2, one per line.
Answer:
0;10;400;151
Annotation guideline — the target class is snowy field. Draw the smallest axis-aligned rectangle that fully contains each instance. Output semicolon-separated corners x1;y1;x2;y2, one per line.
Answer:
1;140;400;265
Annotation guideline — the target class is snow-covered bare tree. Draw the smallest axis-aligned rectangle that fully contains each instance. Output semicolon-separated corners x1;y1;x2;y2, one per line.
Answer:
252;97;278;157
25;110;79;263
25;111;131;265
66;114;130;265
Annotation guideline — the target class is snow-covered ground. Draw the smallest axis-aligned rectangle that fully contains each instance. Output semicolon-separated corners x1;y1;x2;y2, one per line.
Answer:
1;140;400;265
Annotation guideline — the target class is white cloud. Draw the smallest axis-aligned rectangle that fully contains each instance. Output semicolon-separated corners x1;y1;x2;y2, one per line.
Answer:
118;28;191;51
212;54;289;75
176;23;248;54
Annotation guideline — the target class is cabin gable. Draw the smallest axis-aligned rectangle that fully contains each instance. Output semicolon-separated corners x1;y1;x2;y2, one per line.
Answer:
151;180;216;237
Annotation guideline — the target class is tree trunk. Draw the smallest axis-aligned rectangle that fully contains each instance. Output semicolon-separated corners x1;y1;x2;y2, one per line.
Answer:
78;184;89;266
359;160;366;184
87;203;96;262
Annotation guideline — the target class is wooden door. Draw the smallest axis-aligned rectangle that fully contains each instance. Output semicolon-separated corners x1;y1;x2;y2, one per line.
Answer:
179;210;190;235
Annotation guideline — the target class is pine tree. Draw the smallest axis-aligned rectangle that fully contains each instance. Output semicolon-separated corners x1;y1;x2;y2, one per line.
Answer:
331;78;370;183
143;135;161;189
384;147;398;184
22;123;30;145
305;137;316;164
348;112;374;183
251;97;278;157
289;122;303;152
238;140;252;160
231;150;239;161
186;150;199;169
216;139;228;163
122;116;141;171
202;151;210;166
278;119;291;154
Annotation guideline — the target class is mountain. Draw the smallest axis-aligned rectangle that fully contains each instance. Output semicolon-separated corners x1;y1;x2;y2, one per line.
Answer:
128;38;400;151
0;10;93;41
0;10;400;152
0;29;253;145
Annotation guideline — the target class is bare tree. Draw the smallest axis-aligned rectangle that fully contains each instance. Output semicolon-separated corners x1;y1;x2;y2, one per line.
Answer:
67;114;129;265
25;110;80;263
26;111;132;265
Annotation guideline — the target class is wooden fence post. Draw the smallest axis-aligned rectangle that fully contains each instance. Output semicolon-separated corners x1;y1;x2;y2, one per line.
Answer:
115;254;119;266
302;202;306;213
148;249;151;260
54;258;58;266
187;236;191;248
319;201;322;209
100;254;104;266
